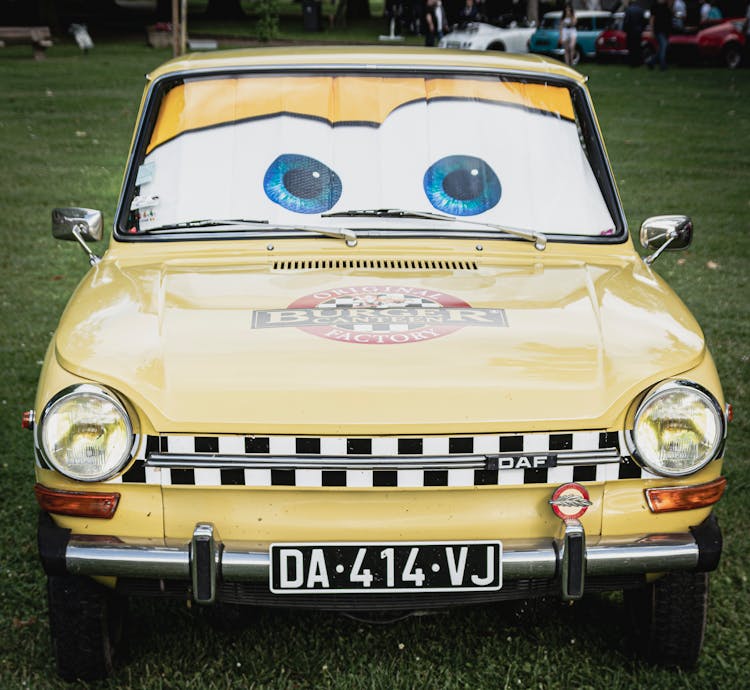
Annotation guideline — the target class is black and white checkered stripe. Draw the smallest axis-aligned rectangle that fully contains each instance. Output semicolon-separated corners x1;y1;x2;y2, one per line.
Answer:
109;431;656;487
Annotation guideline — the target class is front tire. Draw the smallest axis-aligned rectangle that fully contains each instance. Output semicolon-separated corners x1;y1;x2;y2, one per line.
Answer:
47;574;128;681
723;43;742;69
624;571;708;669
642;42;656;66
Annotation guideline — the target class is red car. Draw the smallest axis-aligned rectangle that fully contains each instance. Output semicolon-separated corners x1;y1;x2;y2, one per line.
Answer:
596;18;746;68
595;12;630;60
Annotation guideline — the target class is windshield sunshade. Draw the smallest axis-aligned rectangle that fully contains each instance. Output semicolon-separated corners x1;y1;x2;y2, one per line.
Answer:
124;75;616;237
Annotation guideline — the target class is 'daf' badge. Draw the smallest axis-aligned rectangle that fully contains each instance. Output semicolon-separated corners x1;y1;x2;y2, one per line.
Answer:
251;285;507;345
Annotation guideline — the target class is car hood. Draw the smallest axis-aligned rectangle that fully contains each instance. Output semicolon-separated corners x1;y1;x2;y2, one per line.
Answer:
53;251;705;434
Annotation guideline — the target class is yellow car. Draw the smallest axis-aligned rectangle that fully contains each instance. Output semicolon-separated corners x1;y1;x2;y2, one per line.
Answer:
29;47;728;680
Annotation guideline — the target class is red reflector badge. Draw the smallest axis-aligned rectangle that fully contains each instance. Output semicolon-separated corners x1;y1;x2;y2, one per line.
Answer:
549;483;592;521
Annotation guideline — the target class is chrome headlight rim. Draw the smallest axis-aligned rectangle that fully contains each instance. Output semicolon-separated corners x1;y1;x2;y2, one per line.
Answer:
627;379;725;478
36;384;137;482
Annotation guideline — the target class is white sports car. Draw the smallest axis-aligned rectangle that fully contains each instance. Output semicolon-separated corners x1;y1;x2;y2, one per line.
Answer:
438;20;535;53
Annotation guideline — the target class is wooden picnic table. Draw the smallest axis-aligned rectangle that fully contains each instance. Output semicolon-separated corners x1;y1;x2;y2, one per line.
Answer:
0;26;53;59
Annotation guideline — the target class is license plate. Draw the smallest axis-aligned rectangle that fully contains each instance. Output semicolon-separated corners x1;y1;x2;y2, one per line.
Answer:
270;541;502;594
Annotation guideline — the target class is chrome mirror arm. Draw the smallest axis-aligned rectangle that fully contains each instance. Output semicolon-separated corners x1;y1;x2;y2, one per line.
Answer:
643;230;677;266
71;224;101;265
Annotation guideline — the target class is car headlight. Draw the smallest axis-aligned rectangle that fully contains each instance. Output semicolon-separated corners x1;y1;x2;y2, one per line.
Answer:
37;384;136;482
629;380;724;477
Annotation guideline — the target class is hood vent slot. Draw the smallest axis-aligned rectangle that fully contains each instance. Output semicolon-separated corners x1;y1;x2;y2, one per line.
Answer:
272;258;478;272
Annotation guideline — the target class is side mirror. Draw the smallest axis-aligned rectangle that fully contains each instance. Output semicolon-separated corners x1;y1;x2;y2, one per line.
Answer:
51;207;103;266
639;215;692;265
52;207;103;242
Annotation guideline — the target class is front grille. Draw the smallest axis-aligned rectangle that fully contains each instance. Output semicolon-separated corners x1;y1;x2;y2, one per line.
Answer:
217;579;556;609
116;575;645;609
109;430;651;488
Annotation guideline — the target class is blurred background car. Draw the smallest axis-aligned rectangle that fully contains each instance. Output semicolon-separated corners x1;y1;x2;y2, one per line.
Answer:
529;10;612;65
597;14;744;68
438;16;536;53
642;17;746;69
594;12;629;61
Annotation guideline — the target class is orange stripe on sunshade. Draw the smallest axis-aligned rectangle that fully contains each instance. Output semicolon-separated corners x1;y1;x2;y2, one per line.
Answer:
147;76;575;153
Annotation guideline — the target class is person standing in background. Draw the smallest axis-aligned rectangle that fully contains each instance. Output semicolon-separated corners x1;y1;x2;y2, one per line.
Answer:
700;1;722;22
673;0;686;30
458;0;479;22
647;0;672;70
560;2;578;66
623;0;646;66
425;0;448;46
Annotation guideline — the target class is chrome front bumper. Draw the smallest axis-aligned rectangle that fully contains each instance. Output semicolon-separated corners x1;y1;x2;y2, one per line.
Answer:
40;515;721;605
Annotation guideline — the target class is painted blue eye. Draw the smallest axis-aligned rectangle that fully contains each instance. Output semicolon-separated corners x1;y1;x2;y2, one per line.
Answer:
263;154;342;214
423;155;501;216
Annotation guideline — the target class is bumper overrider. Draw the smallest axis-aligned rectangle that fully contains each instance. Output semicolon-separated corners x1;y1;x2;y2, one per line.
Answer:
39;511;722;606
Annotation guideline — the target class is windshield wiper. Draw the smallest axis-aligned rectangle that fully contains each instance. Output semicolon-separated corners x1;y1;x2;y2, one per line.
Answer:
287;224;358;247
322;208;546;251
137;219;358;246
323;208;458;222
141;218;270;232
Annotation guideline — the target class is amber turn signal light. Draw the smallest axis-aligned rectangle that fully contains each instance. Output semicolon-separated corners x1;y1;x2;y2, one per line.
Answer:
645;477;727;514
34;483;120;519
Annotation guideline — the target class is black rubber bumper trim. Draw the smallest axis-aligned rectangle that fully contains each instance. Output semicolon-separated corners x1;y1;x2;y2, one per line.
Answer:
37;511;71;576
690;513;722;573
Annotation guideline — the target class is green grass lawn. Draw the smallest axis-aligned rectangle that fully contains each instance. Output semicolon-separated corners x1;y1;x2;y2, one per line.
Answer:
186;0;402;44
0;42;748;688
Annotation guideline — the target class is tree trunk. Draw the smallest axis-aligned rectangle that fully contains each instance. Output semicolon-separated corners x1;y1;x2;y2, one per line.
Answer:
205;0;246;19
346;0;371;21
156;0;172;22
527;0;539;25
37;0;59;28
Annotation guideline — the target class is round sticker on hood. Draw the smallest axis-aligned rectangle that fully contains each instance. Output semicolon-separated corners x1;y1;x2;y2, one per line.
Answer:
250;285;508;345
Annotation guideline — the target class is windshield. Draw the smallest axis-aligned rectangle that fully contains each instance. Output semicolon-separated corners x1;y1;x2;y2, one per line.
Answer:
540;16;560;29
119;73;618;240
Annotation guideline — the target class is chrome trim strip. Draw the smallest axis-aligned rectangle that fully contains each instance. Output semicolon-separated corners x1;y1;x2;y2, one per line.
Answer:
555;450;620;464
148;453;488;470
586;534;698;575
220;550;272;581
146;448;620;471
502;545;558;579
64;533;699;583
66;543;189;579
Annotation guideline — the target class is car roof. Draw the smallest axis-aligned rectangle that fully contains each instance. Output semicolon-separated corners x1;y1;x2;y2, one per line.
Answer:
147;46;586;85
542;10;612;18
